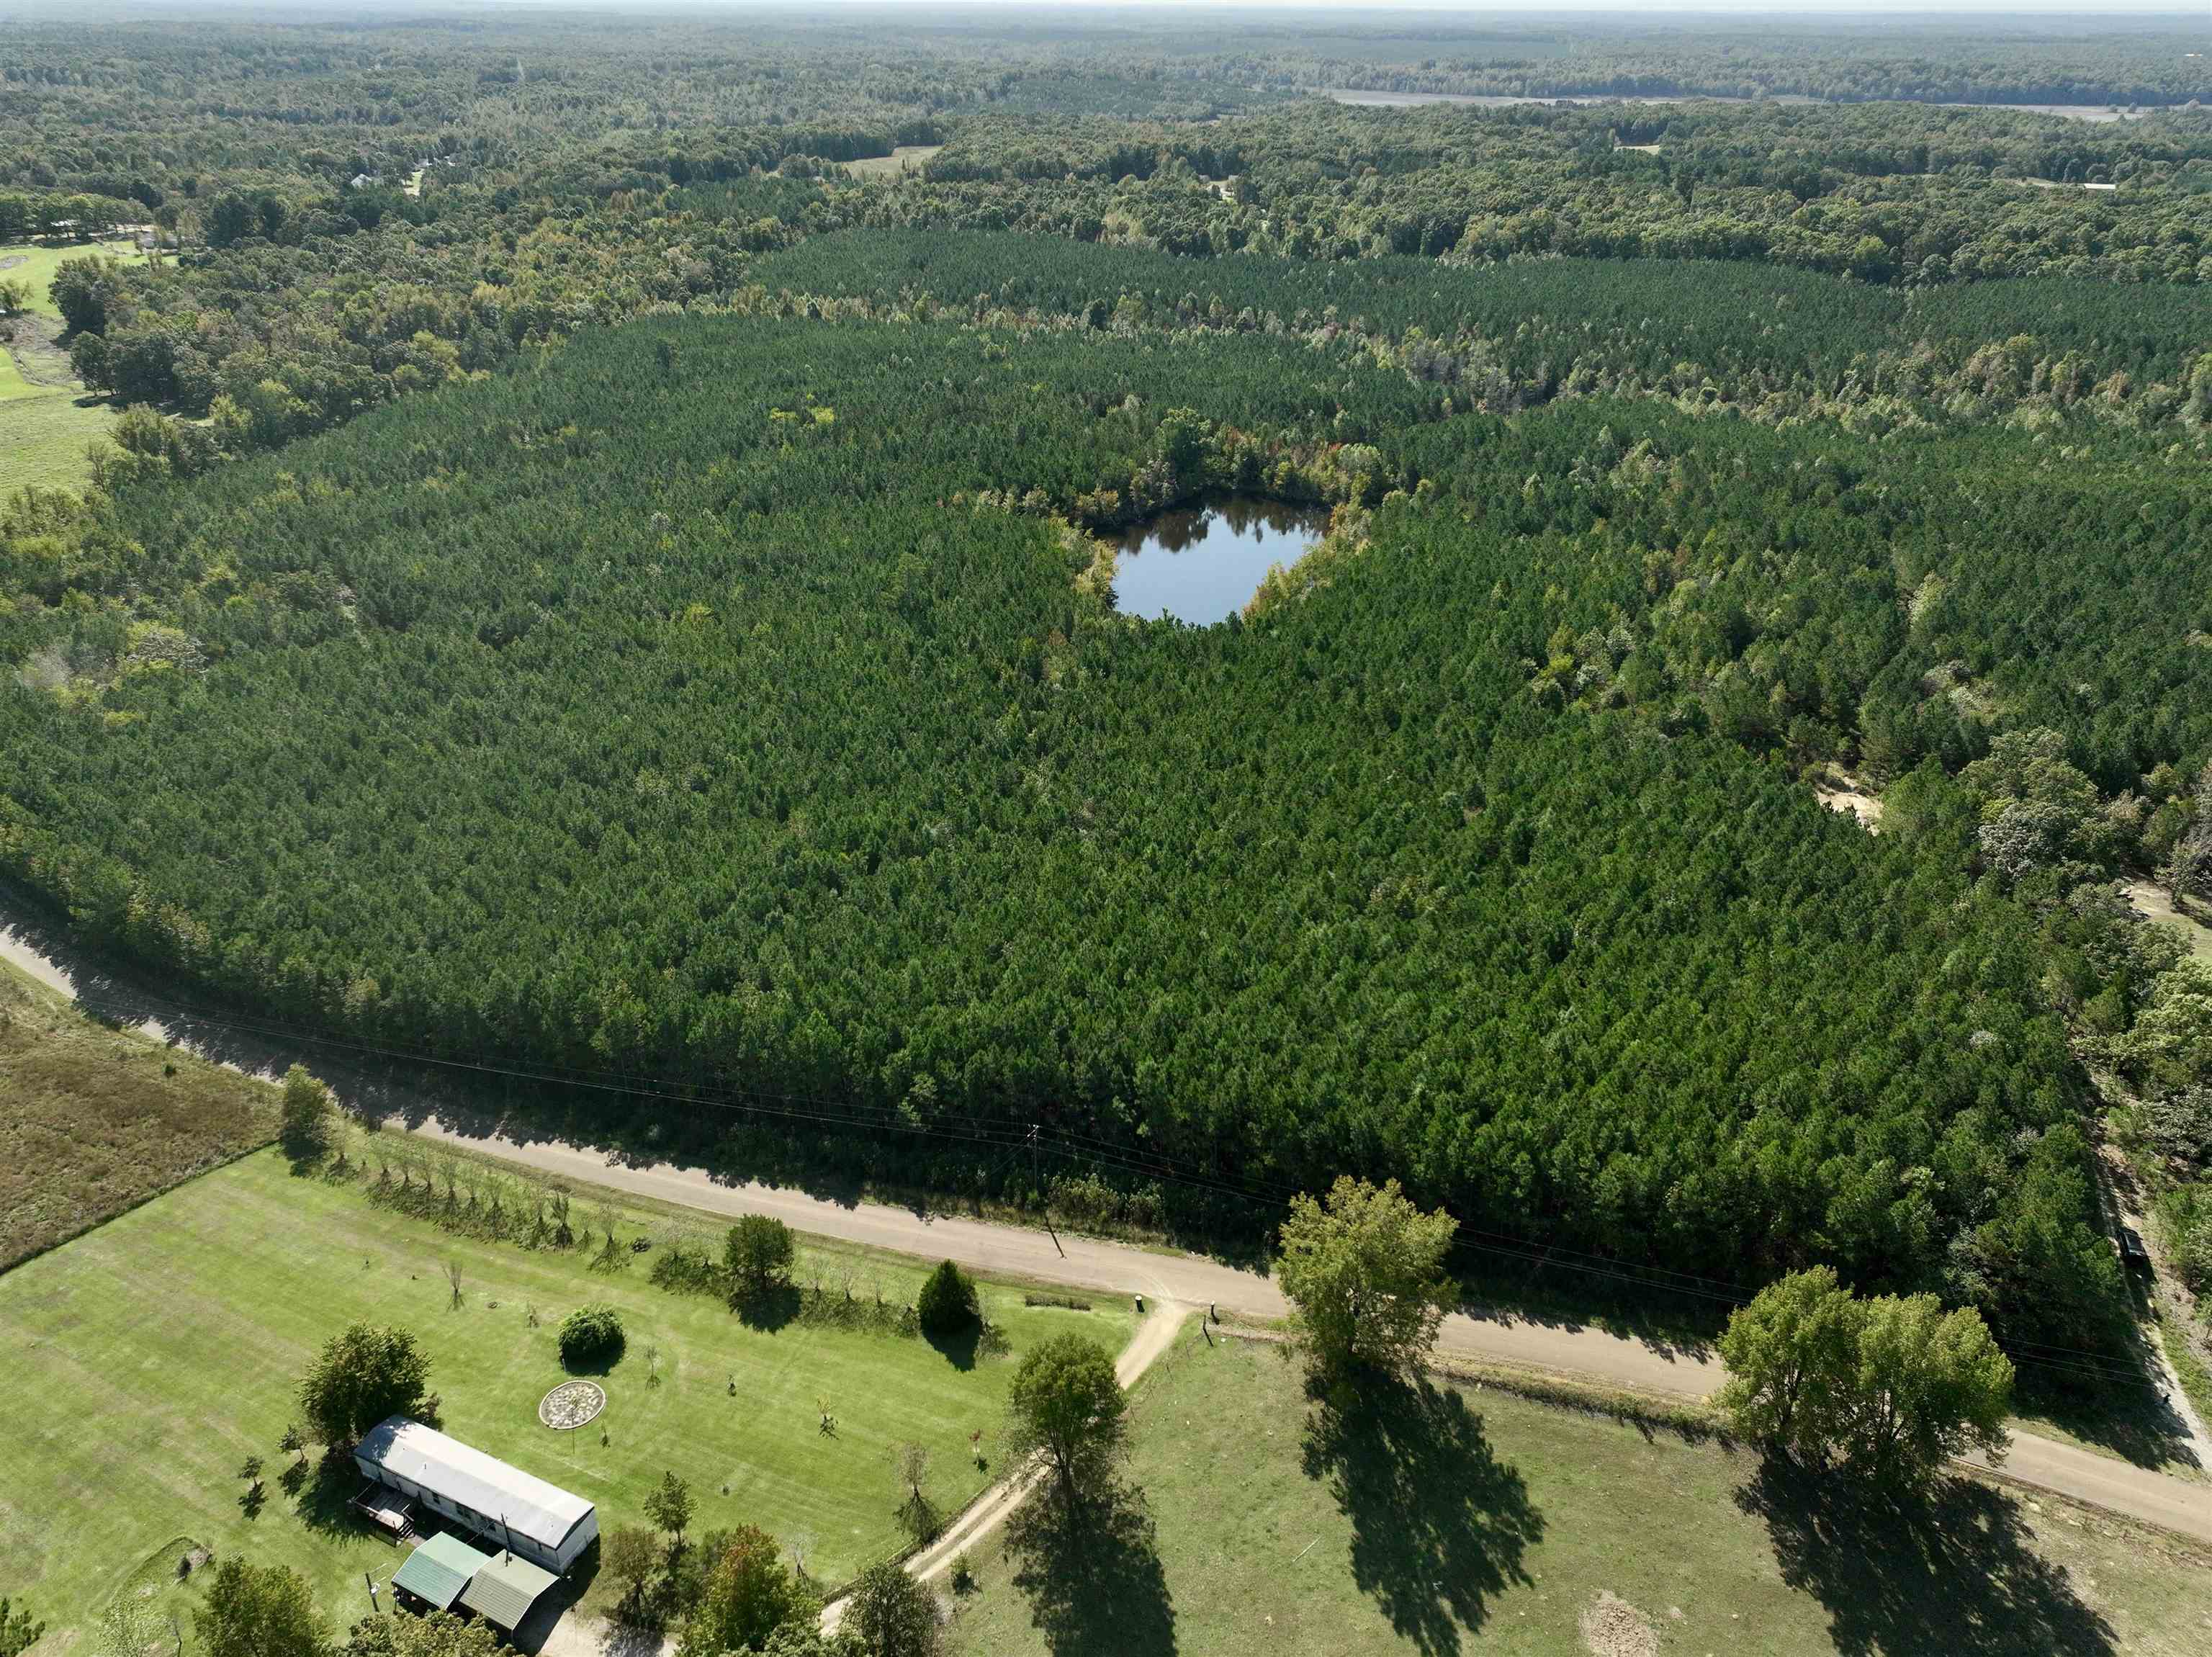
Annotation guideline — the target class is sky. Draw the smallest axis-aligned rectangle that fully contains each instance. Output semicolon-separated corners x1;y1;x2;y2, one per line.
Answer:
78;1;2212;14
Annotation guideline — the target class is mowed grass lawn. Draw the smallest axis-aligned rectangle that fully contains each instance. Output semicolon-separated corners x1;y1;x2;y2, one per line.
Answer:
0;239;144;491
0;1148;1130;1646
947;1329;2212;1657
0;239;147;320
0;346;115;493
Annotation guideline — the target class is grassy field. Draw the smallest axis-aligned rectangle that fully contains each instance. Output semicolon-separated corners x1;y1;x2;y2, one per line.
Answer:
843;145;944;177
0;239;146;320
0;1147;1130;1649
0;343;114;493
945;1329;2212;1657
0;959;274;1270
2128;882;2212;964
0;238;143;492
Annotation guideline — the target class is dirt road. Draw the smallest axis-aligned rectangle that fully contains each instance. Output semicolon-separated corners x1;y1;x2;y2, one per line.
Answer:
408;1120;2212;1547
404;1119;1717;1396
820;1301;1192;1637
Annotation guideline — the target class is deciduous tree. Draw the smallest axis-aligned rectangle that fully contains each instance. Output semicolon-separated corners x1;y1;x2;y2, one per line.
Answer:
1715;1267;1860;1463
645;1470;696;1554
279;1065;337;1165
675;1525;815;1657
297;1322;431;1446
195;1558;331;1657
1003;1334;1125;1508
844;1561;940;1657
1276;1175;1458;1376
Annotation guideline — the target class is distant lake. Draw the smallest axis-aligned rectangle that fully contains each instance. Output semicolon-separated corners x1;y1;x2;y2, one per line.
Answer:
1108;496;1331;625
1317;89;2154;122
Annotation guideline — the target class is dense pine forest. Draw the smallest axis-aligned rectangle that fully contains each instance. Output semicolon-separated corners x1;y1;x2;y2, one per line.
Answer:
6;10;2212;1365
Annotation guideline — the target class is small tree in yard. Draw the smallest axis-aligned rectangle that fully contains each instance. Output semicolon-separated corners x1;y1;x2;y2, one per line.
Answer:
916;1260;979;1335
1276;1175;1458;1376
645;1470;695;1555
279;1064;338;1165
726;1215;796;1300
893;1442;938;1542
602;1524;662;1610
1003;1334;1126;1509
196;1558;331;1657
1718;1269;2013;1488
298;1322;432;1447
845;1561;941;1657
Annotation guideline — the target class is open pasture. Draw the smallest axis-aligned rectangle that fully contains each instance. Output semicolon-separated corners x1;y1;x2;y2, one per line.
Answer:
0;1146;1126;1645
948;1329;2212;1657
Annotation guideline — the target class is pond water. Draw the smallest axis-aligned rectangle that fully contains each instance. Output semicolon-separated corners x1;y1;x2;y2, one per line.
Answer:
1107;496;1330;625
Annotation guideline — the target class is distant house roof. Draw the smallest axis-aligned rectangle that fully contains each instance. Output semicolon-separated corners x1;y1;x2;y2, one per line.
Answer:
460;1551;560;1630
356;1417;594;1553
392;1532;491;1611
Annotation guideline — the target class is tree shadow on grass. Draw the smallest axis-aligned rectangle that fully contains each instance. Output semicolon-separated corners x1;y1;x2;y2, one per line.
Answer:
732;1281;800;1332
1003;1481;1174;1657
1735;1458;2118;1657
298;1447;371;1538
1300;1373;1544;1657
925;1319;980;1373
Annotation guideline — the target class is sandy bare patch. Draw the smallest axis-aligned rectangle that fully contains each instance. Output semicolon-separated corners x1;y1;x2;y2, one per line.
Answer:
1814;779;1883;830
2126;880;2212;962
1579;1590;1660;1657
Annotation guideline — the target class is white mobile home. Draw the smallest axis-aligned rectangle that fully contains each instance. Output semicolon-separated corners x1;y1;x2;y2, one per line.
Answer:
354;1416;598;1573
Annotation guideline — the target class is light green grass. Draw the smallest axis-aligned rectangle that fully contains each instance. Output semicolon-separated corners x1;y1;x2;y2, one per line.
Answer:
0;377;113;493
0;343;39;400
0;1149;1128;1648
842;146;944;177
0;240;146;321
2128;881;2212;964
946;1329;2212;1657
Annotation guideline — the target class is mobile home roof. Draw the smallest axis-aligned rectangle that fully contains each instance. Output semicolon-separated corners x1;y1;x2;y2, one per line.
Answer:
356;1416;593;1552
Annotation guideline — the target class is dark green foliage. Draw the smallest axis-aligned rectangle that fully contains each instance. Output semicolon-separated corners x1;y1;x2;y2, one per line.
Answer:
1005;1335;1127;1506
916;1260;979;1337
844;1561;940;1657
195;1558;331;1657
278;1064;336;1166
558;1304;626;1369
0;1597;44;1657
296;1322;432;1446
725;1216;797;1301
0;308;2157;1352
344;1609;503;1657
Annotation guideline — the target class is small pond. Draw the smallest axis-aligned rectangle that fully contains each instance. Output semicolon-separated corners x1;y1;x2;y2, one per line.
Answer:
1107;495;1331;625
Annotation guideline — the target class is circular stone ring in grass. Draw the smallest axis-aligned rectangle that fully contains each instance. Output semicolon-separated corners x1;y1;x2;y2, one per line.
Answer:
539;1380;607;1431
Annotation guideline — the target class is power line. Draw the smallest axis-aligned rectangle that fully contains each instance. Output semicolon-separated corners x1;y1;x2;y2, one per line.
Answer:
16;925;2160;1388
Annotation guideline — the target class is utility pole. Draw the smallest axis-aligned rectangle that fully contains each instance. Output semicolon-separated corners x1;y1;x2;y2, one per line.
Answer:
1029;1126;1064;1257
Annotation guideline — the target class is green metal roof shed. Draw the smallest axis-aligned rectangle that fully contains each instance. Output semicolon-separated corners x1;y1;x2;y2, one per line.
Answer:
460;1551;561;1631
392;1532;493;1612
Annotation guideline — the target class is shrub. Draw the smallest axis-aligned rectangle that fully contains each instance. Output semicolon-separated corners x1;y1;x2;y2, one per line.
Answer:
916;1259;979;1336
559;1304;626;1368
